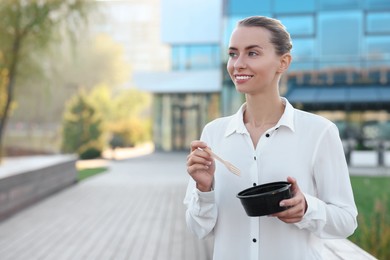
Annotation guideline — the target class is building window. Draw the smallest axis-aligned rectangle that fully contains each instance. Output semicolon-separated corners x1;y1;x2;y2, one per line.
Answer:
365;36;390;65
277;15;315;37
227;0;271;15
319;0;362;10
172;45;220;71
364;0;390;10
274;0;315;13
172;46;188;70
318;12;363;66
366;12;390;34
290;38;316;71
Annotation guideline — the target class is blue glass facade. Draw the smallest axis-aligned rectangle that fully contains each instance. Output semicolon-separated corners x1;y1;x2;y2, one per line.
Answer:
221;0;390;116
155;0;390;150
172;44;221;71
224;0;390;72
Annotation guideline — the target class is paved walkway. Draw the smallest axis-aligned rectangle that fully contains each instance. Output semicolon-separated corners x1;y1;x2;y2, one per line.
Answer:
0;151;379;260
0;152;213;260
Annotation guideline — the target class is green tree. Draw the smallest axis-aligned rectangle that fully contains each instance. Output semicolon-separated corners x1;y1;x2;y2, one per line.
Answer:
110;88;152;146
0;0;91;160
61;90;104;159
88;85;152;148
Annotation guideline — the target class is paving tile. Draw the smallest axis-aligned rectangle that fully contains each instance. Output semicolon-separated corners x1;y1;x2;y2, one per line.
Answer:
0;152;213;260
1;152;374;260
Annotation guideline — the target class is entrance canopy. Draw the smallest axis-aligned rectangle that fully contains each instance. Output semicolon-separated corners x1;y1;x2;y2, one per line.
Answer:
285;85;390;110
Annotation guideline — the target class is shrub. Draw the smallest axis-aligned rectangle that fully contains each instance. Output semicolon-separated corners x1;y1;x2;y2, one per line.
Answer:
107;118;151;148
79;147;101;159
61;90;104;158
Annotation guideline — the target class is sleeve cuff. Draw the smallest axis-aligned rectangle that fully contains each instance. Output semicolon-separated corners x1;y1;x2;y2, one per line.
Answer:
189;188;216;216
195;188;215;203
295;193;324;229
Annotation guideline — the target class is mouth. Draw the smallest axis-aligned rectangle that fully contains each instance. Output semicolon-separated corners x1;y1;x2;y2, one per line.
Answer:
234;74;254;82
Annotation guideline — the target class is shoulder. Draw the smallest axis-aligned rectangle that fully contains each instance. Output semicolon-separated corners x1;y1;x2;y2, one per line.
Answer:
293;108;337;134
294;108;332;126
203;115;234;133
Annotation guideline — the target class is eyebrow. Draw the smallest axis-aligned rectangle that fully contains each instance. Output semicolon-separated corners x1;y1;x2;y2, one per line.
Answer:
228;45;264;51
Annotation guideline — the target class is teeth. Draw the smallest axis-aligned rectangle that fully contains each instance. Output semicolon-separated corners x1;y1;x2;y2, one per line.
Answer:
236;75;252;80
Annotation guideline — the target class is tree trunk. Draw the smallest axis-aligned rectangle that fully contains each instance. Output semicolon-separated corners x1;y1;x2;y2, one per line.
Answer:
0;36;21;161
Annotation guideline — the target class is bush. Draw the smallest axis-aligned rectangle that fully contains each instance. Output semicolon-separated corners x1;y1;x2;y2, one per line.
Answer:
109;134;125;149
79;147;101;159
61;90;104;158
108;118;151;148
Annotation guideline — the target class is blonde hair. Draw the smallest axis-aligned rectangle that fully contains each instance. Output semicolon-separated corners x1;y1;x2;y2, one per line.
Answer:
238;16;293;56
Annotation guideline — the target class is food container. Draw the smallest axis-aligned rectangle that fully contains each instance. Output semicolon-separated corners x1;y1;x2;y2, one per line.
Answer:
237;181;292;217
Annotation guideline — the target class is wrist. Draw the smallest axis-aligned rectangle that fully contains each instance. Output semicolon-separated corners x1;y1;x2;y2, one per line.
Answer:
196;183;212;192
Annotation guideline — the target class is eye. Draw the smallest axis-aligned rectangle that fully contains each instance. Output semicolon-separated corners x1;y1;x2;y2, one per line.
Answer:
248;51;258;57
228;52;238;58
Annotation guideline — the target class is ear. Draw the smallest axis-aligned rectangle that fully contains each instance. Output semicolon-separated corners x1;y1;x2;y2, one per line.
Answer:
277;53;292;73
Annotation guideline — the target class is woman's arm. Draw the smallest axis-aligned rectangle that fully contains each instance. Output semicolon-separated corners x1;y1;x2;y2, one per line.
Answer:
184;136;218;239
294;123;358;238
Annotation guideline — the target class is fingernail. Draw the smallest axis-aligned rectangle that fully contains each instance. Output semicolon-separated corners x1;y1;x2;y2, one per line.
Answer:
279;202;285;207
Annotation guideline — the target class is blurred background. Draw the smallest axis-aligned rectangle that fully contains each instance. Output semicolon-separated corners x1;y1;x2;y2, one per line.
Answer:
2;0;390;160
0;0;389;259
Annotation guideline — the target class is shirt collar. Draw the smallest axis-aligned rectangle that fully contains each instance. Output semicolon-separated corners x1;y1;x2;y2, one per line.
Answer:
224;97;295;137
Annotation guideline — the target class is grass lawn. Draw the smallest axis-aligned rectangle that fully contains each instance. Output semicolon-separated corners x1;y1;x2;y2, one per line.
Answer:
77;167;108;181
349;176;390;259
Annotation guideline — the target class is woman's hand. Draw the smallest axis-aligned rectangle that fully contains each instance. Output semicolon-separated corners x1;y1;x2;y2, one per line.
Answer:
186;141;215;192
272;176;308;223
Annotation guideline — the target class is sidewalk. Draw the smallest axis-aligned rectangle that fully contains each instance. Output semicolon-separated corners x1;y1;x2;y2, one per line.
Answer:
0;149;379;260
0;152;213;260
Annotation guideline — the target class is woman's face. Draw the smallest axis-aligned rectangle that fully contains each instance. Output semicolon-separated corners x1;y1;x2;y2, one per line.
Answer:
227;26;283;95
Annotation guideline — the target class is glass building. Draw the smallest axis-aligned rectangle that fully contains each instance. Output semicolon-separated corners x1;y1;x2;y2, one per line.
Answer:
136;0;390;151
223;0;390;113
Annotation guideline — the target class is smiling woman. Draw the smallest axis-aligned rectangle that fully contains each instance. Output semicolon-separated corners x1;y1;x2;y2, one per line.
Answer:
184;16;358;260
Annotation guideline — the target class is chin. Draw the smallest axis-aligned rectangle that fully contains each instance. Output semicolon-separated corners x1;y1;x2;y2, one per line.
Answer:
235;85;250;94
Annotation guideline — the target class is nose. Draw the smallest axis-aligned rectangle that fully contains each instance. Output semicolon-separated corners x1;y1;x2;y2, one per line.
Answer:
234;55;246;70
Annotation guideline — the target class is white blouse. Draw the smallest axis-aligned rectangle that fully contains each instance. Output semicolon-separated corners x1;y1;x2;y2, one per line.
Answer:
184;98;358;260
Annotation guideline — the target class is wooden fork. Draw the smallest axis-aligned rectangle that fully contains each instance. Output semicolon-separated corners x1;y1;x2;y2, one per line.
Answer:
203;147;241;176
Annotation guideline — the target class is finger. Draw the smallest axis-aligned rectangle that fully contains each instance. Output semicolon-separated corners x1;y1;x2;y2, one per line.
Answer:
188;155;210;169
277;217;302;223
272;206;303;221
187;164;210;174
279;193;301;207
187;146;212;161
190;140;208;152
187;153;212;170
272;206;295;218
287;176;302;196
188;148;214;163
287;176;296;184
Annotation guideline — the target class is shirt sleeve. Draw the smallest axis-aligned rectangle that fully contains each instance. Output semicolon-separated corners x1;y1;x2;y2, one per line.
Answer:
183;178;217;239
294;123;358;238
183;125;218;239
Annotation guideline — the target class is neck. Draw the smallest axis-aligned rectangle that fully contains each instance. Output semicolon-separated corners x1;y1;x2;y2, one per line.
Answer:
244;94;284;128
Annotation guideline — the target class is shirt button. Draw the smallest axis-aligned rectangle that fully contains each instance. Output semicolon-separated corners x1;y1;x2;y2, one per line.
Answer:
252;238;257;243
265;133;270;138
253;183;257;186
